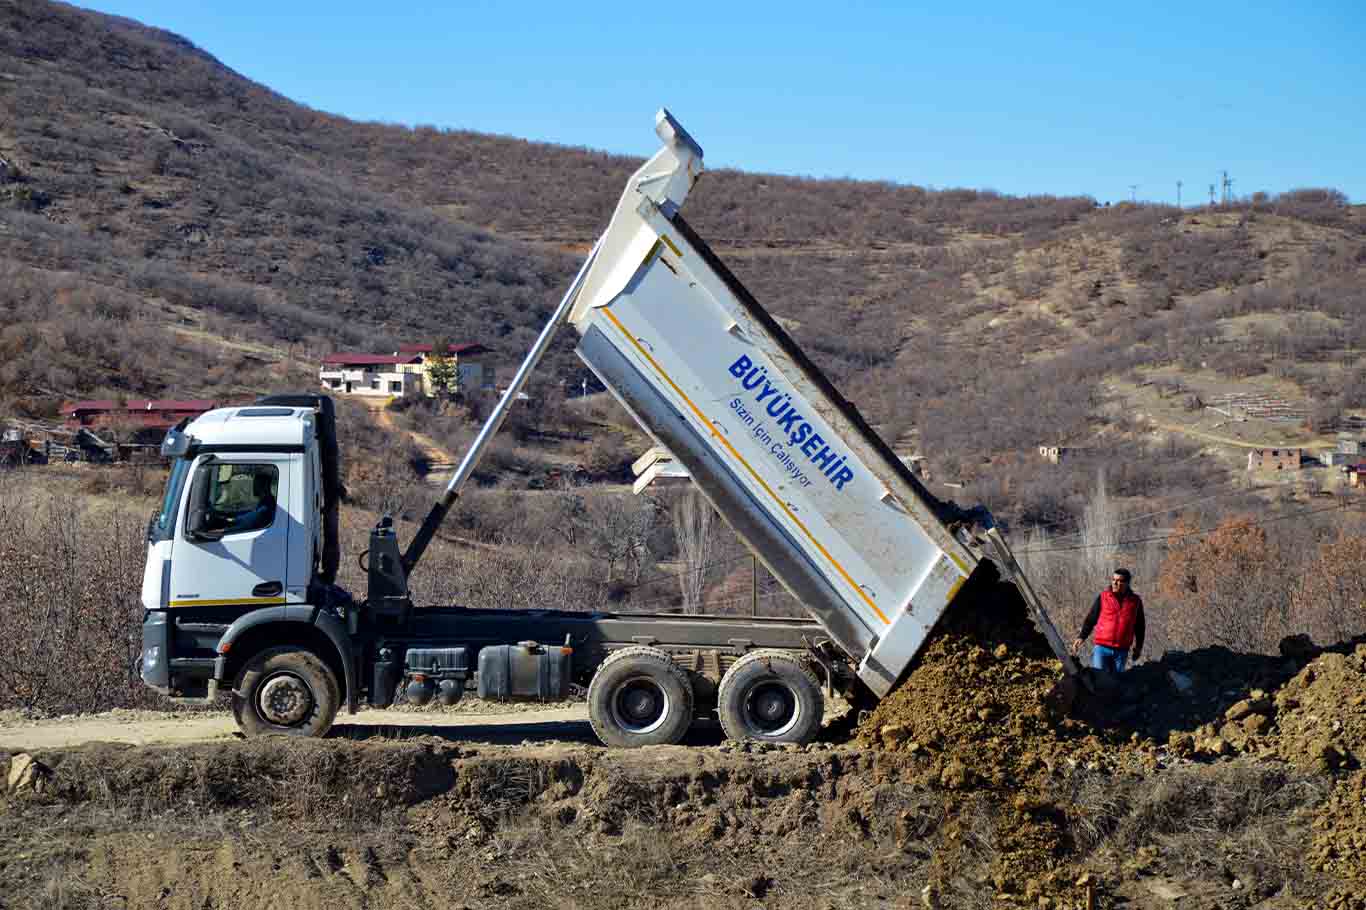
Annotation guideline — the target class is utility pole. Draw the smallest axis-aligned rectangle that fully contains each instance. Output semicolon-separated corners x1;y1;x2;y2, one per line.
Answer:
1209;183;1217;206
1221;170;1233;205
1129;184;1138;204
751;554;758;617
1176;180;1183;208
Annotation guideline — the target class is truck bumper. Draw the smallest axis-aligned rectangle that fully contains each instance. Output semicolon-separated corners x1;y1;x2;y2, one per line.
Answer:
140;610;171;694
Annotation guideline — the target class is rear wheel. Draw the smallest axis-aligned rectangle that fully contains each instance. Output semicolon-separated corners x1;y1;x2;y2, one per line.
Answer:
587;646;694;748
232;646;340;738
717;650;823;744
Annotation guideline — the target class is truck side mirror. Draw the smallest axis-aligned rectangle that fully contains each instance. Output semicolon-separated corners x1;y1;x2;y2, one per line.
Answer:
185;507;225;542
183;461;224;542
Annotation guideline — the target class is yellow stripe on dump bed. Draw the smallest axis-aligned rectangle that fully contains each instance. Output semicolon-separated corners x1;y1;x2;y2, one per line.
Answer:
601;305;890;626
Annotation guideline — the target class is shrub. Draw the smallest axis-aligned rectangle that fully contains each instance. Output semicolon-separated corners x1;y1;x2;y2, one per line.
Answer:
0;479;150;714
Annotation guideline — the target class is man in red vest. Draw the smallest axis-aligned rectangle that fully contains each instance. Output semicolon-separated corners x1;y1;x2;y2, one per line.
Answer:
1071;568;1146;673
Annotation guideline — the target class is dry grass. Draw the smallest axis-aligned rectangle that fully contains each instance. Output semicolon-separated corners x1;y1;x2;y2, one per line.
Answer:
1054;761;1329;901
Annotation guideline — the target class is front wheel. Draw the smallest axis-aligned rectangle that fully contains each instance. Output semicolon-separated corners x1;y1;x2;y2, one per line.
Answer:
717;650;823;744
232;646;340;738
587;646;694;748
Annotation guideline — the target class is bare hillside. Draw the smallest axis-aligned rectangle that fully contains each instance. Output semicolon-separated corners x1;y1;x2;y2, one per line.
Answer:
1;0;1363;530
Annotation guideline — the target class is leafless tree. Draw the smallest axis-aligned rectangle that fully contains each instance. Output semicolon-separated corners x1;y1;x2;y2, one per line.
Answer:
672;490;716;614
559;491;660;584
1080;469;1121;594
1288;516;1366;646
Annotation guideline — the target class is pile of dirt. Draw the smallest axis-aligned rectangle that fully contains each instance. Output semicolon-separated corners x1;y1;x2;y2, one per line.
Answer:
849;579;1366;906
0;740;958;909
1307;771;1366;902
0;727;1347;908
1273;644;1366;772
854;583;1141;905
855;582;1146;785
1135;638;1366;767
855;581;1363;775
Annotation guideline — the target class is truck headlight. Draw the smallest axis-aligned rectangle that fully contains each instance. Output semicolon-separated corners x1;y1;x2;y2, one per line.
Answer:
141;644;162;679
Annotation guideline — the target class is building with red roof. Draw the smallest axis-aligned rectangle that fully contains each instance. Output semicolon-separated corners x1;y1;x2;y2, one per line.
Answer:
62;399;220;432
319;344;494;398
318;353;422;398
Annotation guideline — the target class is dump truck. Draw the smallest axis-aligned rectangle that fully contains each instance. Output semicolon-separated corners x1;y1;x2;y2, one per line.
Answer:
139;110;1078;746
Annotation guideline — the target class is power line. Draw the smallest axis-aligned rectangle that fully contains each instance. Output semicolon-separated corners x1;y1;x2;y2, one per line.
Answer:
1041;482;1270;543
623;552;756;591
621;586;794;613
1025;476;1264;537
1016;501;1358;554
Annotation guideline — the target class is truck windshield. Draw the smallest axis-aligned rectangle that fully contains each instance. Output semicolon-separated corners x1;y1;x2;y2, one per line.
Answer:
150;458;192;542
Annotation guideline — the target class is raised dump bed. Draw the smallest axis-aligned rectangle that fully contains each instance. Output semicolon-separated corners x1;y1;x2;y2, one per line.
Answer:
566;111;1073;697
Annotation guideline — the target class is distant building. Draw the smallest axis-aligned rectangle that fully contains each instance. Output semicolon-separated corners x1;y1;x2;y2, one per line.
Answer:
1328;435;1364;467
1038;446;1069;464
319;354;422;397
397;343;495;396
61;399;219;432
1247;448;1303;472
319;344;494;398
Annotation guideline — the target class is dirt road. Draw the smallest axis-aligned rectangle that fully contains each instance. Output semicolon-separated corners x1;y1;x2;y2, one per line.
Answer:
0;703;591;751
361;397;454;466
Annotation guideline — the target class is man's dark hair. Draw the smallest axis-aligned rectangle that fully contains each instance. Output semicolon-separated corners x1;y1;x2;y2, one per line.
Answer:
1113;568;1132;582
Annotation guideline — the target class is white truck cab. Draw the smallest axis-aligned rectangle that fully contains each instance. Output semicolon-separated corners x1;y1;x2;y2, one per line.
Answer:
140;403;331;706
143;405;321;615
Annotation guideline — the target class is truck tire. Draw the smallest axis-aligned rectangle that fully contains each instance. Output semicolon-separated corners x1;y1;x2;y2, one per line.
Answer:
232;646;340;738
717;650;823;744
587;646;694;748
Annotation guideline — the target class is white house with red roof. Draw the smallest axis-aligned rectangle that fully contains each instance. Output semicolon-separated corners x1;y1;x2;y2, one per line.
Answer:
319;343;493;398
318;353;421;398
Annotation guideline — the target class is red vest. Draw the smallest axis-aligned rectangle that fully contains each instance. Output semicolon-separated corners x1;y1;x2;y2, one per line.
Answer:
1094;589;1142;650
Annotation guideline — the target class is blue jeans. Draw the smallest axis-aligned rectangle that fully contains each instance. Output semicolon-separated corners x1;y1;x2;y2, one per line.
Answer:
1091;644;1128;673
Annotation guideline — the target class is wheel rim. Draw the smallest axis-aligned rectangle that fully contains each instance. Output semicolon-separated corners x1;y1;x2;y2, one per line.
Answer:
610;677;670;735
743;680;799;736
257;672;314;726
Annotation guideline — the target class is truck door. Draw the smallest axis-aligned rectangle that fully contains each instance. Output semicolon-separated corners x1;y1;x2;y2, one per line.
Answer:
168;457;292;609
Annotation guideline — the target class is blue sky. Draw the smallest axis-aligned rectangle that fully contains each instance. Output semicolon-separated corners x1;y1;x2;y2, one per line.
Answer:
80;1;1365;204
